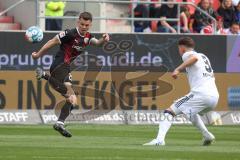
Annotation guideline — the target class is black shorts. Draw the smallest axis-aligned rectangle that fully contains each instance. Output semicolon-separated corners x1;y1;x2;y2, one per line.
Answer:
50;63;72;83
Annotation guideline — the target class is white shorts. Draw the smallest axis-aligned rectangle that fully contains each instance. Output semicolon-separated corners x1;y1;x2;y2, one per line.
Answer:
170;92;219;119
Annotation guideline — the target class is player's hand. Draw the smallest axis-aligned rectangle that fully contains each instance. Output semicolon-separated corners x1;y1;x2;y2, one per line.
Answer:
172;69;180;79
32;52;39;59
102;33;110;42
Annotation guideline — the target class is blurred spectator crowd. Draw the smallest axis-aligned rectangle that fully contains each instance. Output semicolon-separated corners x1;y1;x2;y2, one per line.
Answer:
133;0;240;35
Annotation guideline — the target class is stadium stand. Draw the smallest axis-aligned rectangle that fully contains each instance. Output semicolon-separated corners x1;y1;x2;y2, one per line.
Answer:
0;0;238;34
106;2;131;32
128;0;239;35
0;16;13;23
0;7;21;30
0;22;21;30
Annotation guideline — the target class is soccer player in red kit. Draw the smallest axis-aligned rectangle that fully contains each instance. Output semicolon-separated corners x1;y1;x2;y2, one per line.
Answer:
32;12;109;137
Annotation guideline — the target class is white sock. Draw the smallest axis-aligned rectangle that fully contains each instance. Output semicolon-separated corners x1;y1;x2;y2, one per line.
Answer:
190;114;209;135
156;113;173;142
56;121;64;125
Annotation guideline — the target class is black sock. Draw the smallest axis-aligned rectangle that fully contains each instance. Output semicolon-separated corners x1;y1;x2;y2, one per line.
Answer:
58;101;74;123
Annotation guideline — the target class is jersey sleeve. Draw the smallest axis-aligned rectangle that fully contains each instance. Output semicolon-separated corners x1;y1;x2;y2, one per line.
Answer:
182;51;194;62
57;29;73;44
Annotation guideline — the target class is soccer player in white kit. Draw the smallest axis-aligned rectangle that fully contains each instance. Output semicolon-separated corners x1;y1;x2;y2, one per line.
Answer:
144;37;219;146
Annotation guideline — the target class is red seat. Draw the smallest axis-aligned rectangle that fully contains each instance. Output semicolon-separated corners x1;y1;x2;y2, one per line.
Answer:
0;16;14;23
151;20;158;32
0;23;21;30
0;7;21;30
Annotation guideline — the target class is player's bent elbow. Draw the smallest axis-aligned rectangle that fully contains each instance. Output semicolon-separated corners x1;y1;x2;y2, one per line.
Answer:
193;56;198;62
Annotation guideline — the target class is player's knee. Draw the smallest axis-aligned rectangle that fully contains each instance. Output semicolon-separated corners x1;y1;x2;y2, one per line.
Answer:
164;109;175;117
189;114;199;123
66;95;77;106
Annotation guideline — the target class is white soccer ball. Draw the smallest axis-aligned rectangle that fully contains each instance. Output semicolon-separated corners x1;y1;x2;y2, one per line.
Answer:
25;26;43;43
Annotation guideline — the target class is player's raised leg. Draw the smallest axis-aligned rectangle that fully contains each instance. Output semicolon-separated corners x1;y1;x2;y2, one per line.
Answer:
36;67;69;96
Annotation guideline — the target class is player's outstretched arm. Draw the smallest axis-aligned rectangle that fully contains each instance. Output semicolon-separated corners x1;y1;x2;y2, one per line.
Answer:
32;36;60;59
90;33;110;47
172;55;198;79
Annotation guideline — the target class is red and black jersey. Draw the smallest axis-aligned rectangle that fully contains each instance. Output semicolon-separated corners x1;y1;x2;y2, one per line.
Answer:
50;28;94;72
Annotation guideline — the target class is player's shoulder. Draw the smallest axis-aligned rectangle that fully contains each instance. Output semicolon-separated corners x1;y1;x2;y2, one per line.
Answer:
66;28;78;35
182;50;201;62
182;50;196;58
58;28;76;38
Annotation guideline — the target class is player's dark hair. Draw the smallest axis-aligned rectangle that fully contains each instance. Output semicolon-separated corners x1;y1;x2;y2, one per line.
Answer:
178;37;195;48
79;12;92;21
231;22;239;26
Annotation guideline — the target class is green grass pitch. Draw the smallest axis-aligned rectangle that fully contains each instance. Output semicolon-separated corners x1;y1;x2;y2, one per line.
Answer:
0;124;239;160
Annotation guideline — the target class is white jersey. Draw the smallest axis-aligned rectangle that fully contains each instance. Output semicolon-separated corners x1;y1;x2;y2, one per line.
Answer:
182;50;219;97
